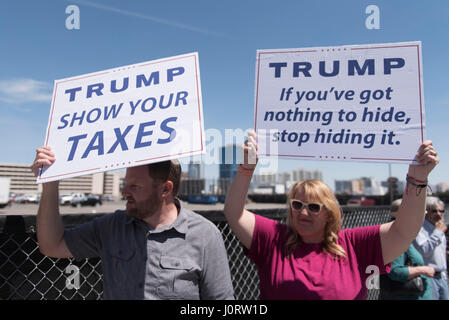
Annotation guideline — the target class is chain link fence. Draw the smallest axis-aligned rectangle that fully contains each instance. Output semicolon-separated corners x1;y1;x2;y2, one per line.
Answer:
0;206;391;300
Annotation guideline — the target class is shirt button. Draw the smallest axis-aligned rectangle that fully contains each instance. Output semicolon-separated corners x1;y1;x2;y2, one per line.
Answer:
138;283;143;288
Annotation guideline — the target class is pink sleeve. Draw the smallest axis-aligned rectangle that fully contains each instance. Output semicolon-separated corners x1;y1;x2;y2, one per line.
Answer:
245;214;281;267
344;225;391;274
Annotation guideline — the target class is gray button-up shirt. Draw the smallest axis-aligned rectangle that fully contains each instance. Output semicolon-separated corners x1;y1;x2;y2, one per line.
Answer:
64;202;235;300
413;219;447;272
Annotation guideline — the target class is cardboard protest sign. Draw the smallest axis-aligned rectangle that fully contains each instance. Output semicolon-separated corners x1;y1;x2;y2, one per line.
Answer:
254;41;425;163
38;52;205;183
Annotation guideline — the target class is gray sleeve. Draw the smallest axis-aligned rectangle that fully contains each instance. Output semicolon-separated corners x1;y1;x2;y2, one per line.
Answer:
64;217;103;261
414;229;443;258
199;225;235;300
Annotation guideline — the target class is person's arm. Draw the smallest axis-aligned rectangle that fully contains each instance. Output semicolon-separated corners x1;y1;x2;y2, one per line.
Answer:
380;141;439;264
407;266;435;279
388;252;435;282
414;228;445;258
387;253;409;282
223;131;257;250
31;146;73;258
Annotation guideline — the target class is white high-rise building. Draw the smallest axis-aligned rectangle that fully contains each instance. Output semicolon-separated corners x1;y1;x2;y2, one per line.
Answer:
292;168;323;182
188;161;203;179
278;172;292;185
311;170;323;181
335;179;363;195
253;171;277;187
360;177;386;195
0;163;124;198
335;177;387;195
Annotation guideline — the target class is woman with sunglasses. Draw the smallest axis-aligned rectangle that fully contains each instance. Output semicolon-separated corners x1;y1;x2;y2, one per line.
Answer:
223;130;439;300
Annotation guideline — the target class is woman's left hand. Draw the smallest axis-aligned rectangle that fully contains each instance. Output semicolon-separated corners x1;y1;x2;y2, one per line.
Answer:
407;140;439;181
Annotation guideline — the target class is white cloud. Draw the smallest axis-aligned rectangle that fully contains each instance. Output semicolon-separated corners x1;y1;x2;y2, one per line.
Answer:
69;0;229;38
0;78;52;105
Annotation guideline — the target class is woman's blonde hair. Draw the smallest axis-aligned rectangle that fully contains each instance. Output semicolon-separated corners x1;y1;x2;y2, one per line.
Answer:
286;180;346;259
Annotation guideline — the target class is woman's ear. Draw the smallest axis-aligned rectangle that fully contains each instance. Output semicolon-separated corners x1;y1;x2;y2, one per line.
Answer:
325;209;334;225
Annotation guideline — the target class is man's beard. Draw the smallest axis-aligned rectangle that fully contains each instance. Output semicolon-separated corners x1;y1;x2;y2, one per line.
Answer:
126;195;162;220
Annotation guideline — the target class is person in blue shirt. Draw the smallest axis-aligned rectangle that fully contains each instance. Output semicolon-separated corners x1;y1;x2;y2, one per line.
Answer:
414;197;449;300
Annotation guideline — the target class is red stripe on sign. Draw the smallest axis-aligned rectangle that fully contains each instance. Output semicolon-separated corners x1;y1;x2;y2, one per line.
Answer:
193;54;204;152
259;153;315;158
351;157;413;161
139;54;196;67
254;51;261;132
416;46;424;143
350;45;419;50
39;167;101;180
45;82;59;147
57;71;111;84
134;149;203;163
259;50;317;54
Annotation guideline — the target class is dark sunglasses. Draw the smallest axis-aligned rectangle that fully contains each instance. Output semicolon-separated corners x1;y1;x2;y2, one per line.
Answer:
432;209;445;214
290;199;324;214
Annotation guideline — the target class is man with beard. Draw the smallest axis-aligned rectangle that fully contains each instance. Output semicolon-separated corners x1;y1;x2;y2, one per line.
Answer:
31;146;234;300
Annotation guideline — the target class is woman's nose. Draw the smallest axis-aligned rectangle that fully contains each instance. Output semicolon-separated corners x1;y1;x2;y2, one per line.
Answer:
298;207;310;216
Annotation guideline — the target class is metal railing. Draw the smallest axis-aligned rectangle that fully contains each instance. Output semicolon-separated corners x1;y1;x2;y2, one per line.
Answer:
0;206;391;300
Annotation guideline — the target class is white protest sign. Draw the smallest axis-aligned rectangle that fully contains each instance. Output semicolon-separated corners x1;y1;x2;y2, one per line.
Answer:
254;41;425;163
38;52;205;183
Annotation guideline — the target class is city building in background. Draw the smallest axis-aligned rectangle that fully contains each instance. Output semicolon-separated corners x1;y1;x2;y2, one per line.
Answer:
250;168;323;195
359;177;387;195
335;180;358;195
252;171;282;195
277;172;292;185
0;163;124;198
219;145;241;180
179;179;205;196
218;145;241;195
252;171;276;186
4;161;445;202
335;177;390;195
381;179;405;195
292;168;323;182
188;160;203;179
0;164;40;195
176;160;206;196
436;182;449;193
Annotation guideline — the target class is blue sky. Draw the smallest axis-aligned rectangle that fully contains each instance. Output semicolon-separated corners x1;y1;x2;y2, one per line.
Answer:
0;0;448;190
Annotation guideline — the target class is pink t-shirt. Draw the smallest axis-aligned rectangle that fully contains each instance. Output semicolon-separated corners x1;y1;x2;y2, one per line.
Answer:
246;214;391;300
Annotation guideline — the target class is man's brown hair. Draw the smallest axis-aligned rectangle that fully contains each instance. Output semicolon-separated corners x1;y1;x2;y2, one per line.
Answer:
147;160;181;197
